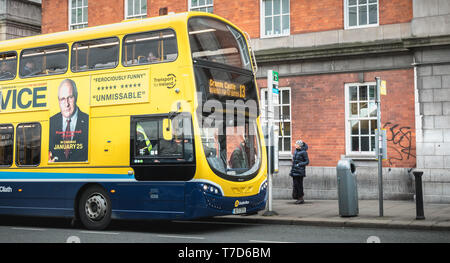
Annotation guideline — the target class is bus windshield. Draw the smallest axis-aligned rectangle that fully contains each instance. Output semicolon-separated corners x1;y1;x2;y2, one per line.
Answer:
188;17;252;71
200;111;261;181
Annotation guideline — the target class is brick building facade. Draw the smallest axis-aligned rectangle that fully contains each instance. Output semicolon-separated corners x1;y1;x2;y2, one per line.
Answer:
41;0;450;203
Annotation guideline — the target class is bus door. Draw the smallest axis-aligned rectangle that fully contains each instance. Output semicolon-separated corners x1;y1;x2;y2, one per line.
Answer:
127;113;195;213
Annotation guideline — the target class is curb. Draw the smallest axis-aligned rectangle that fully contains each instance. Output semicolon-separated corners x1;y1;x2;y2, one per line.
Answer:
207;215;450;231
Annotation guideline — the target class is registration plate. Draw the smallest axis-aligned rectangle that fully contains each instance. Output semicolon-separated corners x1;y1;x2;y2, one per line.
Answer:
232;207;247;214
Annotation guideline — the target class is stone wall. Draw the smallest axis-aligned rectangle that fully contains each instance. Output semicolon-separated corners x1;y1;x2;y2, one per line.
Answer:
415;46;450;203
0;0;41;40
273;165;414;201
412;0;450;203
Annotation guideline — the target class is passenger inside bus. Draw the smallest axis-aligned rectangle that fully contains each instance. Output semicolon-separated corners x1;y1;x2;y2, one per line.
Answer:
205;130;227;172
22;61;36;76
147;51;159;63
139;51;159;64
229;135;249;169
0;62;14;80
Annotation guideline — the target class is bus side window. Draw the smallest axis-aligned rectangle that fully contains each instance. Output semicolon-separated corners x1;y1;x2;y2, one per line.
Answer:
135;120;158;157
71;37;119;72
123;29;178;66
0;52;17;81
133;115;194;163
158;116;193;161
16;123;41;166
0;124;14;166
20;45;68;78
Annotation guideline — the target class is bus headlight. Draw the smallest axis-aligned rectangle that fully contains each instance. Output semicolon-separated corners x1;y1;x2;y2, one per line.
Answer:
260;180;268;192
201;183;222;196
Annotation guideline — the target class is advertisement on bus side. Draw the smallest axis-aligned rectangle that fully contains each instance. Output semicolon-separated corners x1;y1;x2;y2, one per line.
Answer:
48;78;89;163
0;69;150;163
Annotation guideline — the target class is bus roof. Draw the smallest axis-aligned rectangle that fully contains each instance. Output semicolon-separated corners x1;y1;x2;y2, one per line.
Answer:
0;12;240;52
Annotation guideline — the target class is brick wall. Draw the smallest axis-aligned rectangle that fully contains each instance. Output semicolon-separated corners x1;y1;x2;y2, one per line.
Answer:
291;0;344;34
365;69;416;168
42;0;413;36
42;0;68;33
214;0;260;38
257;68;416;168
379;0;413;25
89;0;124;27
290;0;412;35
148;0;188;17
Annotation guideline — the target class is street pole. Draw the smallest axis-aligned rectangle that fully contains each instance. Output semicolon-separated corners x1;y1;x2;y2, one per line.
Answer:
267;78;273;213
268;124;273;212
375;77;383;217
263;70;278;216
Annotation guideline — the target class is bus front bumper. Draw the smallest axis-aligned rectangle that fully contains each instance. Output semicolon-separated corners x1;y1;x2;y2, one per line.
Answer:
184;182;268;219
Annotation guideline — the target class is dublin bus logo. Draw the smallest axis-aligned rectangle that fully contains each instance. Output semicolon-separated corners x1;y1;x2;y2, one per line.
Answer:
0;186;12;193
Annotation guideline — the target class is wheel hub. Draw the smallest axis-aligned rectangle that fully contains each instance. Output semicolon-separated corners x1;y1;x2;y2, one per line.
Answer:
85;194;107;221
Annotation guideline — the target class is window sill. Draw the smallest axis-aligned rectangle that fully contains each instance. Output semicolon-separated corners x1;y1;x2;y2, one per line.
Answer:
344;154;377;161
278;152;292;160
260;33;291;39
344;23;379;30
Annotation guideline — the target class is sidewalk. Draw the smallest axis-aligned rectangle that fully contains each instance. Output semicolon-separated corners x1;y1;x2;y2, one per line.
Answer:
215;199;450;231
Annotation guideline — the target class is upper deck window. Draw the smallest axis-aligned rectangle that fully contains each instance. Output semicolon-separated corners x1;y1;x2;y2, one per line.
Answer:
20;45;68;78
188;17;251;71
122;29;178;66
0;52;17;81
71;37;119;72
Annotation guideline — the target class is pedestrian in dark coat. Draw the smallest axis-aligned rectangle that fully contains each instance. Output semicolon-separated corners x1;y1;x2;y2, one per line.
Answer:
289;140;309;204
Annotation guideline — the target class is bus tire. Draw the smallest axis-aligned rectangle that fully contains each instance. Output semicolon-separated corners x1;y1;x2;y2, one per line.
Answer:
78;185;112;230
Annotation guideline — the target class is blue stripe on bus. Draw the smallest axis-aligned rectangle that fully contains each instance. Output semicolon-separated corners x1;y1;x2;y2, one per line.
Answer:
0;171;132;180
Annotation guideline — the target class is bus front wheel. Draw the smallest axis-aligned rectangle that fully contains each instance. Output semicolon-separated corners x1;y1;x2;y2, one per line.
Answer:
78;186;112;230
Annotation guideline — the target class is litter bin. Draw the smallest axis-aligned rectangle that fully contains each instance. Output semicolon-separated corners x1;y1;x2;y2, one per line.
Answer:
336;159;358;217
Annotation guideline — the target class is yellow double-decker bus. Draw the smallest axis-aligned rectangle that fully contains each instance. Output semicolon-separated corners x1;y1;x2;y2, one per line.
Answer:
0;12;267;230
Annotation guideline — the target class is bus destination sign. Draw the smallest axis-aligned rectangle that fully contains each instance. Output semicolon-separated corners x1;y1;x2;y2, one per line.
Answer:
208;79;246;99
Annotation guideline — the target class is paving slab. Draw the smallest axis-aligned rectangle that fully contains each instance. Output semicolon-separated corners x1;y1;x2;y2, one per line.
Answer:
212;199;450;231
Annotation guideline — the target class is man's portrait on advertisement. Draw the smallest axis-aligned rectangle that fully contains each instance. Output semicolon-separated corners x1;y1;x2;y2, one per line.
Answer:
49;78;89;162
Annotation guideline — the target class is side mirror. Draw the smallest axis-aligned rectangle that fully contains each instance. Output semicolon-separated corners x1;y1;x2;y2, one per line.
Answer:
162;118;173;141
